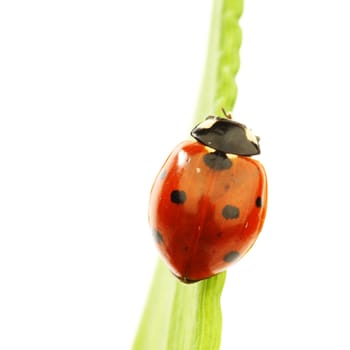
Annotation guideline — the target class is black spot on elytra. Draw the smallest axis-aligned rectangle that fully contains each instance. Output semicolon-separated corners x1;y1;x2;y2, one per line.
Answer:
222;205;240;219
203;151;232;170
256;196;262;208
223;251;240;263
170;190;187;204
152;229;163;244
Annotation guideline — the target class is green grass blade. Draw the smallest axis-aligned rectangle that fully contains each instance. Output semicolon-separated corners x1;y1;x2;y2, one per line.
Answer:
195;0;243;123
165;269;226;350
133;0;243;349
132;261;177;350
132;261;226;350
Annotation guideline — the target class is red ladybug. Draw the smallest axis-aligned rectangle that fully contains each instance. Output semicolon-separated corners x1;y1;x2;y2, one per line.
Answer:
149;114;267;283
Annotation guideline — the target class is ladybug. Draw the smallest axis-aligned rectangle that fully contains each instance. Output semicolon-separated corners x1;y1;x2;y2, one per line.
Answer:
148;113;267;283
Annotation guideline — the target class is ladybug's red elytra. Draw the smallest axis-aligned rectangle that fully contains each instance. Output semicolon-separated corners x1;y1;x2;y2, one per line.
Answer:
149;114;267;283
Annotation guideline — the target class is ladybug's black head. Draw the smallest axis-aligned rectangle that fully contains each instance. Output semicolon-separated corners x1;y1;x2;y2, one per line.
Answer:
191;116;260;156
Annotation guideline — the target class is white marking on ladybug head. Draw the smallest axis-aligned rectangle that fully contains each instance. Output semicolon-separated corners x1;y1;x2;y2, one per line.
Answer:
226;153;237;160
197;117;216;130
204;145;216;153
245;128;259;146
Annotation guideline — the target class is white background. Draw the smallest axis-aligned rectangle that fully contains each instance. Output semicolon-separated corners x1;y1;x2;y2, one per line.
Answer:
1;1;350;349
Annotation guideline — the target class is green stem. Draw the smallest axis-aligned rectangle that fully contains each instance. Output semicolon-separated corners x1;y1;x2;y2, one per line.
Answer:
133;0;243;349
132;261;226;350
195;0;243;124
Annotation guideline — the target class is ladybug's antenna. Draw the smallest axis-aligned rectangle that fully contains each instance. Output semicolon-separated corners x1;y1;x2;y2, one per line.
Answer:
221;108;232;120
